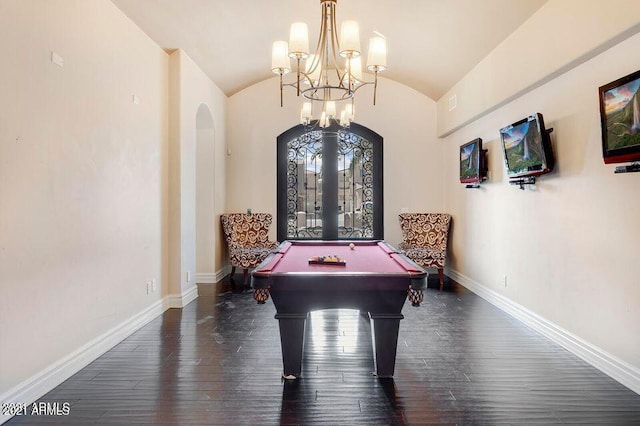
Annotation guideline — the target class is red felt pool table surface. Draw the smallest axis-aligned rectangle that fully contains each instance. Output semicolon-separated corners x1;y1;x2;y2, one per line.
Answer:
251;240;428;378
255;240;422;276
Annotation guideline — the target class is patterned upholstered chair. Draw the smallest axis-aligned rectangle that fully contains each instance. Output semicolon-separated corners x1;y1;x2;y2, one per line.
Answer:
398;213;452;291
221;213;279;285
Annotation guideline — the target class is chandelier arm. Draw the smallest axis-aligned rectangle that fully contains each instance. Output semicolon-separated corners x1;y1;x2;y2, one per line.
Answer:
327;4;345;89
280;71;284;107
322;18;330;87
306;1;329;83
296;57;301;96
284;77;338;90
297;60;315;87
347;81;373;92
301;85;353;102
305;47;322;83
347;57;352;95
329;54;344;93
307;56;320;80
282;81;302;89
316;2;329;55
373;70;378;106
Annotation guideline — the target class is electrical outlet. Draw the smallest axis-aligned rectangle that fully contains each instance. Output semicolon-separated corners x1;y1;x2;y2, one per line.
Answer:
503;275;508;287
186;271;191;282
151;279;156;292
146;280;152;295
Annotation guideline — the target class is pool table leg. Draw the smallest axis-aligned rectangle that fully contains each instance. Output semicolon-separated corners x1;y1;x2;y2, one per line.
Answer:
369;313;404;378
275;313;308;378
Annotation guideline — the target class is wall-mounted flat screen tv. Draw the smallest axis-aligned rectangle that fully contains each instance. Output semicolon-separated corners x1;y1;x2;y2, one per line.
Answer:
460;138;485;184
499;113;554;179
599;69;640;164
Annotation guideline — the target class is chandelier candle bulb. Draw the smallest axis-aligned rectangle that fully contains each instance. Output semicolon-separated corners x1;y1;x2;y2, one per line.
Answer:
325;101;336;118
300;102;313;124
271;41;291;73
344;103;354;121
320;111;328;128
301;102;312;118
341;59;362;87
350;56;363;82
340;110;348;127
289;23;310;58
339;20;361;57
366;36;387;71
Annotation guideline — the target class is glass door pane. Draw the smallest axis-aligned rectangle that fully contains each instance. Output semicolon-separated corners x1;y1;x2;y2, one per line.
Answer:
285;131;324;239
337;130;374;238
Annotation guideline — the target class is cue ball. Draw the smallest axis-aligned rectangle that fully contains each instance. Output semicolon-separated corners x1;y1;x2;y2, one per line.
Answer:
349;243;355;250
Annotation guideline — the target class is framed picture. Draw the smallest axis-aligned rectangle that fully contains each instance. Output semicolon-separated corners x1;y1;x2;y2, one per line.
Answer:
598;69;640;164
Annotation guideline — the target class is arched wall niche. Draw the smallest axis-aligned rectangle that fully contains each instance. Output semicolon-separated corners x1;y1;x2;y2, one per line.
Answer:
195;103;216;281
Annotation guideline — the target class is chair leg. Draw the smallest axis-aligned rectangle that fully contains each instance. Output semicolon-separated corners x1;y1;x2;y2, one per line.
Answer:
438;268;444;291
230;266;236;278
243;269;249;287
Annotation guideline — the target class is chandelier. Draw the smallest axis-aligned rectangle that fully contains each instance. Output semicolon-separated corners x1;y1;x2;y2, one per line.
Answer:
271;0;387;128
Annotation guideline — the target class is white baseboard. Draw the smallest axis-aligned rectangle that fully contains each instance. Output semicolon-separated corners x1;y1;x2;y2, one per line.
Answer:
0;285;199;425
164;285;199;309
216;265;231;283
447;268;640;395
196;265;231;284
181;285;199;306
195;272;216;284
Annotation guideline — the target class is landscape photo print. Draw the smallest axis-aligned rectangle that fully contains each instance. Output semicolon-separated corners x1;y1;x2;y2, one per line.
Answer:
599;69;640;158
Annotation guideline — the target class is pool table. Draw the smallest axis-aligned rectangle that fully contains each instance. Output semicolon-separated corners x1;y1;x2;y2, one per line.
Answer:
251;240;428;378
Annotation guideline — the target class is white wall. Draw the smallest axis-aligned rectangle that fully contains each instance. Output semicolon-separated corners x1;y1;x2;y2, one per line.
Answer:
0;0;168;397
442;31;640;387
437;0;640;136
227;77;441;245
168;50;227;291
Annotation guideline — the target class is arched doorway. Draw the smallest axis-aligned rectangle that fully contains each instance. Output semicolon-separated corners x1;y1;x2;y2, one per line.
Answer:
276;121;383;241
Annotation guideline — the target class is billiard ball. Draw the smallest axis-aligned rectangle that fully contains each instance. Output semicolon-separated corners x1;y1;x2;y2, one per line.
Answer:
349;243;355;250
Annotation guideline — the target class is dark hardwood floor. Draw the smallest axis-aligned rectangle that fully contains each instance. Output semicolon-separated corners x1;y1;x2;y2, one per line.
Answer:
7;276;640;425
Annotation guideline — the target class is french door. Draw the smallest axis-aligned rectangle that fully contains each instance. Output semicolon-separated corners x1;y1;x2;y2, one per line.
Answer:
276;121;383;241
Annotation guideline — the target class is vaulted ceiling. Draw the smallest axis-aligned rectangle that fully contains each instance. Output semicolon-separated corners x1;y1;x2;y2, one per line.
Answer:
111;0;547;101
